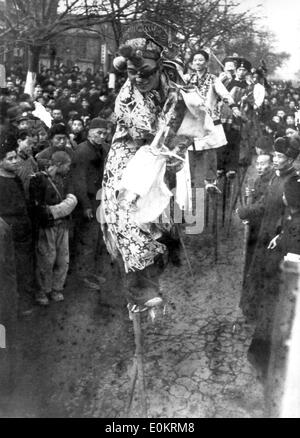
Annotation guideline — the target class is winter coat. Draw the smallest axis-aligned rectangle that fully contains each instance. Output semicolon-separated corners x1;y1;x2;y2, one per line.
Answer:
29;171;75;229
276;211;300;256
72;139;109;212
0;175;32;243
239;168;275;280
239;166;298;321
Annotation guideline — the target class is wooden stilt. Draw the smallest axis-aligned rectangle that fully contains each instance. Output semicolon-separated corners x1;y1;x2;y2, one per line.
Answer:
126;357;138;417
126;308;148;418
212;193;219;263
222;176;227;227
175;224;195;282
205;190;210;229
226;167;249;236
226;176;236;236
233;167;248;211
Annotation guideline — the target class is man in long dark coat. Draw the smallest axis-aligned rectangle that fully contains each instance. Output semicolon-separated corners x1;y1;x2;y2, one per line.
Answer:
238;153;274;313
72;117;110;286
238;134;300;377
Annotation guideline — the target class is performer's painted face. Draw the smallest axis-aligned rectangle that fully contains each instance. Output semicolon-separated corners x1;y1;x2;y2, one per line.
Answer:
192;54;207;72
127;58;160;93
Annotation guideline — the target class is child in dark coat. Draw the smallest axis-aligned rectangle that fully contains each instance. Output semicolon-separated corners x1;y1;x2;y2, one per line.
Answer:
29;151;77;305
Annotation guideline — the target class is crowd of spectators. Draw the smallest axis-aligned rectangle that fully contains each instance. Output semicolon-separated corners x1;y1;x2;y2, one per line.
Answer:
1;58;300;415
257;80;300;154
0;61;127;313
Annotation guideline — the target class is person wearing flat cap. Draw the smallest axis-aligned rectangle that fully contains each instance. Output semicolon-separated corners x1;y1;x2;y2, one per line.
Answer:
184;50;242;193
238;134;300;378
72;117;111;287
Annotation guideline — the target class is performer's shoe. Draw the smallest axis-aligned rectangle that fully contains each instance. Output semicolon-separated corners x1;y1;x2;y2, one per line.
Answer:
217;169;225;178
144;296;163;308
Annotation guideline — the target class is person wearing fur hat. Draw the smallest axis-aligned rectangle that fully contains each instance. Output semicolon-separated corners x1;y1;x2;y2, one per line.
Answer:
238;135;300;320
239;134;300;378
72;117;111;287
35;123;73;170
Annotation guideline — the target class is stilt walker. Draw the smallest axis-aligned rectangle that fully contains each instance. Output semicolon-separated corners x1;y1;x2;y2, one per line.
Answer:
100;20;214;416
217;57;252;230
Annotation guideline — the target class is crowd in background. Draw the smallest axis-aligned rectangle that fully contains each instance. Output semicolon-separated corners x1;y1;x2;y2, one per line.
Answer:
0;60;300;305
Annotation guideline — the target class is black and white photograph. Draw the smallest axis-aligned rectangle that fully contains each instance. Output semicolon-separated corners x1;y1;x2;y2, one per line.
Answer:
0;0;300;420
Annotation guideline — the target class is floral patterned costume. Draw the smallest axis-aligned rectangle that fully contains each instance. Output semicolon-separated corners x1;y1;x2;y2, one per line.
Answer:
101;75;187;273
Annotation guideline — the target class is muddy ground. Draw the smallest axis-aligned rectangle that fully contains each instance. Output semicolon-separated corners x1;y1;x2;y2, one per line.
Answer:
0;171;267;418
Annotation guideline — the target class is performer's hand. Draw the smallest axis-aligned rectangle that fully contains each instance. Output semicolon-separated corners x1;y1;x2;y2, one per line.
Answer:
268;235;280;250
84;208;93;220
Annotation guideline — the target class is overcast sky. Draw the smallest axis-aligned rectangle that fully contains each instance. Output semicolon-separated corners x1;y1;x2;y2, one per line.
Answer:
239;0;300;78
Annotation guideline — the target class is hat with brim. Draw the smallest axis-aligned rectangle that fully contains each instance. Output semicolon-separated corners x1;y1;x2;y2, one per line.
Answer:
236;58;252;72
273;134;300;159
222;56;239;67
